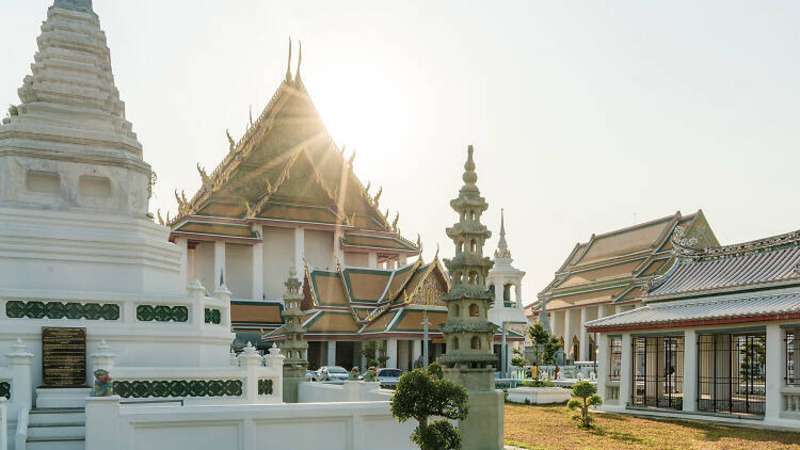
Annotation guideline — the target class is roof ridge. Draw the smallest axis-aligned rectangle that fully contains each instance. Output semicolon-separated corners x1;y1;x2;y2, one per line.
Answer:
676;228;800;260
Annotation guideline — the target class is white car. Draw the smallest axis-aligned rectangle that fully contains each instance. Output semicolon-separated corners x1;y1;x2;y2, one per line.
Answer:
360;368;404;386
315;366;349;383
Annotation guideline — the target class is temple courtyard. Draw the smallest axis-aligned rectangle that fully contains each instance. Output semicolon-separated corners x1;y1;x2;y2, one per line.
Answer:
504;404;800;450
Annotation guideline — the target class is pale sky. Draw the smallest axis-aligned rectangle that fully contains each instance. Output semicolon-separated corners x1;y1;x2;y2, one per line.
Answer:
3;0;800;305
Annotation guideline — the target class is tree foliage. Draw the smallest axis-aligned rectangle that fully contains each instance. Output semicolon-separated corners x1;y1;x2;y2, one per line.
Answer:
527;322;562;365
427;362;443;380
391;369;468;450
567;381;603;429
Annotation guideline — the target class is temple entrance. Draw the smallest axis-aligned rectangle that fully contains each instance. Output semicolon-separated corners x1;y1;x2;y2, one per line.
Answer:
335;341;356;369
307;341;322;370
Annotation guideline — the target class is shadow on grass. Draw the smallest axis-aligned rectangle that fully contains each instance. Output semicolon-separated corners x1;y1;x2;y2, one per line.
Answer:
590;427;645;445
665;418;800;446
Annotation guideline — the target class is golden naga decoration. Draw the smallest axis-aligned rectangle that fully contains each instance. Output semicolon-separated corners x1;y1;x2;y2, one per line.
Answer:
392;213;399;232
157;209;165;226
197;163;210;188
226;129;235;153
244;201;256;218
384;209;390;220
372;187;382;207
365;181;371;195
348;149;356;167
264;177;274;196
249;105;254;128
175;190;191;216
165;211;171;225
416;234;423;251
348;212;356;226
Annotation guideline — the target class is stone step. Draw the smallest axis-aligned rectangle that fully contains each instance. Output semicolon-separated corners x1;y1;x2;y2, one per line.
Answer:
35;388;92;409
30;409;86;426
28;424;85;439
27;436;85;450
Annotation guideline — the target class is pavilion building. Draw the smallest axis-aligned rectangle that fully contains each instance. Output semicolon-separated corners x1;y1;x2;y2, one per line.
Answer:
487;210;529;373
530;211;718;362
588;226;800;428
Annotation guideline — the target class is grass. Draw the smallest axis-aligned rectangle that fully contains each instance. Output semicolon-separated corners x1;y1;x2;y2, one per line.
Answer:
505;403;800;449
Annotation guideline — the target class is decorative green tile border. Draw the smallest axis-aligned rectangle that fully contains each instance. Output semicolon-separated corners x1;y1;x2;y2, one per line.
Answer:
114;379;242;399
5;301;119;320
0;381;10;400
258;379;273;396
136;305;189;322
205;308;221;324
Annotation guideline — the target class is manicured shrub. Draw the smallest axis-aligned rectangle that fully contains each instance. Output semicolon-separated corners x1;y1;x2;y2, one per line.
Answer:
566;381;602;429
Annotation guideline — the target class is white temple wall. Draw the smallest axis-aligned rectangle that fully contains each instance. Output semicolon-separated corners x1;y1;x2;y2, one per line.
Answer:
262;226;294;301
225;243;253;300
86;398;415;450
195;242;216;290
305;229;334;270
344;252;369;267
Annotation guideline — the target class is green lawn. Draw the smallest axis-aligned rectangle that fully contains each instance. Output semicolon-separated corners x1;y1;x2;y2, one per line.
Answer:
505;403;800;449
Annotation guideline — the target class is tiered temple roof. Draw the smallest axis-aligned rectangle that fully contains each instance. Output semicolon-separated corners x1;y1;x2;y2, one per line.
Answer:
531;210;718;315
167;44;417;255
264;257;456;341
587;228;800;332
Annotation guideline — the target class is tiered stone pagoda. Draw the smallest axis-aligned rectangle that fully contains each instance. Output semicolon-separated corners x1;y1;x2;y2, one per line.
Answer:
440;146;504;450
279;266;308;402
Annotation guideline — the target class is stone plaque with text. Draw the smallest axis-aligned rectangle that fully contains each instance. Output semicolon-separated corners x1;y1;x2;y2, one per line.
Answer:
42;327;86;387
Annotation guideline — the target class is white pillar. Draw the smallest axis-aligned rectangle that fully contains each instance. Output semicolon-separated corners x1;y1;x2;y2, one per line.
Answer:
327;341;337;366
765;324;783;420
516;282;523;309
563;308;574;357
386;338;398;368
0;397;6;450
214;240;226;289
683;329;698;412
367;252;378;269
596;333;608;402
619;333;632;407
294;227;305;274
580;307;589;361
6;339;33;412
411;339;422;367
238;342;264;403
399;255;408;267
252;225;264;301
85;396;120;450
175;237;188;287
494;279;503;305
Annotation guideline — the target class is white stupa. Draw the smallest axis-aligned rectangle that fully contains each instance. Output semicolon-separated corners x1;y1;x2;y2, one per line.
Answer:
0;0;233;404
487;210;529;336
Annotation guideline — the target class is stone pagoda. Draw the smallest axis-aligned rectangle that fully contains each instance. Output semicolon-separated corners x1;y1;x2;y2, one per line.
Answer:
279;266;308;402
440;145;504;450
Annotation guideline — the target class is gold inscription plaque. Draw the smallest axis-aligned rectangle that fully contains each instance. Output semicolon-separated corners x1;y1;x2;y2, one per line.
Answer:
41;327;86;387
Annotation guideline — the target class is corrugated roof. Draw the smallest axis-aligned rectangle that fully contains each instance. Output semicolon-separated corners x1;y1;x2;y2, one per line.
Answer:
586;291;800;330
650;246;800;298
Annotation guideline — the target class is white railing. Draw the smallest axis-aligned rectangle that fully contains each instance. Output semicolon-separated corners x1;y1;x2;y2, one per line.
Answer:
298;381;391;403
110;343;283;406
781;386;800;419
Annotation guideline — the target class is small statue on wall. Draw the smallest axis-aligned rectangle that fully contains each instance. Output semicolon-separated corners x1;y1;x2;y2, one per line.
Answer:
364;366;377;382
348;367;360;381
91;369;113;397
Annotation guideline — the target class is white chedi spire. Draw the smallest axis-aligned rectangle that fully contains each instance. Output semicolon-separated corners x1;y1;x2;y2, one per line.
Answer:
495;208;511;259
0;0;152;217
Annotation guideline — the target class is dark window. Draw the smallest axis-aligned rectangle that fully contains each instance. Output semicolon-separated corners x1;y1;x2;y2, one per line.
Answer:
631;336;684;410
698;333;765;416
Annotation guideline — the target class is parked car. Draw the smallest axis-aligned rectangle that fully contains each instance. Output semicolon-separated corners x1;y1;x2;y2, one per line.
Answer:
305;370;316;381
314;366;349;383
360;368;404;386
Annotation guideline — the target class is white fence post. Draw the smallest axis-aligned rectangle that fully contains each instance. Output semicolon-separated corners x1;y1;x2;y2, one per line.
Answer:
6;339;33;412
85;396;120;450
0;397;7;450
238;342;263;403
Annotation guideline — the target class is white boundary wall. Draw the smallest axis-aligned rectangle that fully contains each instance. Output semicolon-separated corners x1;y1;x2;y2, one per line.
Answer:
298;381;392;403
86;397;416;450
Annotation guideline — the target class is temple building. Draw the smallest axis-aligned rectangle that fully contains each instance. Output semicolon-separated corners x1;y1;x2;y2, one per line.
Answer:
529;211;718;362
166;43;421;351
589;226;800;428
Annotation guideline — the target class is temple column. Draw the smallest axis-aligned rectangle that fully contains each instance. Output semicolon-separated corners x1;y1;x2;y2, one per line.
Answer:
494;278;503;305
294;227;305;273
580;307;589;361
563;308;573;357
683;329;697;412
175;237;188;287
386;338;398;369
412;339;422;367
399;255;408;267
619;333;633;406
596;333;609;402
327;340;337;366
367;252;378;269
516;282;523;309
214;240;226;288
766;324;782;420
252;225;264;301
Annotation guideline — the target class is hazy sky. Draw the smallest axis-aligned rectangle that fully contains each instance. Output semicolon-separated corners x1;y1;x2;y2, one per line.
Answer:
3;1;800;304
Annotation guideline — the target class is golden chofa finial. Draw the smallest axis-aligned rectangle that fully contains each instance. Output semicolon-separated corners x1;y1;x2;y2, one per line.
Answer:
392;213;399;232
285;37;293;82
197;163;210;187
294;41;303;85
157;209;165;225
226;129;235;153
416;234;422;250
373;187;382;206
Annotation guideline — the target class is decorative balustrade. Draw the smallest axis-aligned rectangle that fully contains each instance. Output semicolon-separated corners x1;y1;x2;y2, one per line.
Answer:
110;342;284;405
781;387;800;419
